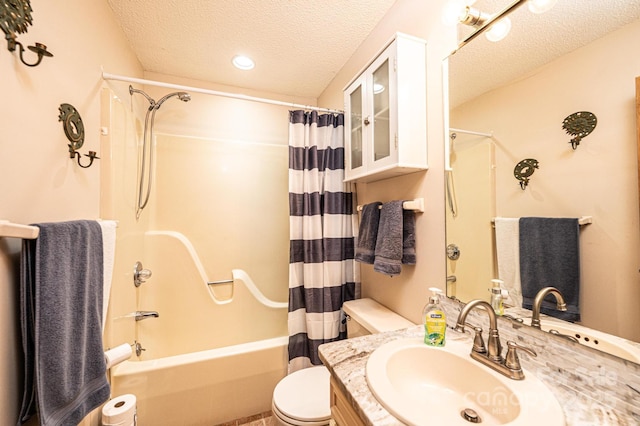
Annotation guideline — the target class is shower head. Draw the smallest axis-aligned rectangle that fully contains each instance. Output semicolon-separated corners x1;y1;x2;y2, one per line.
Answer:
155;91;191;108
129;85;191;110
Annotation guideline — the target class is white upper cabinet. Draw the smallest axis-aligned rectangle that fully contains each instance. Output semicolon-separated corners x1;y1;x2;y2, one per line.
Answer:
344;33;428;183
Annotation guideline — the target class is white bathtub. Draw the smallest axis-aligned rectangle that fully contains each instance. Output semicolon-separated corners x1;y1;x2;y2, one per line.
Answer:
109;231;289;425
111;336;288;425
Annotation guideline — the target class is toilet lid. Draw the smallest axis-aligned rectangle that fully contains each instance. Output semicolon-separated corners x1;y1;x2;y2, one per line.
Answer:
273;366;331;422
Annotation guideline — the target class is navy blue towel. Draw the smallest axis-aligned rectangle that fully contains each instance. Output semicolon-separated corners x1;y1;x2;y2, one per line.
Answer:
519;217;580;322
18;220;110;426
355;202;382;264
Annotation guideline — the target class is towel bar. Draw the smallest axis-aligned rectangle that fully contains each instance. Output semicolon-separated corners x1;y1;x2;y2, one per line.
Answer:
491;216;593;226
0;220;39;239
356;198;424;213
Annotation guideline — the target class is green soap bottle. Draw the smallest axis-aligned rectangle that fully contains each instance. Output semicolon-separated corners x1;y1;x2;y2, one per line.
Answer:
423;287;446;347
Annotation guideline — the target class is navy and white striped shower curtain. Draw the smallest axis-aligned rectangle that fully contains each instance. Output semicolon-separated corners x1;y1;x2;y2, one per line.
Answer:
287;110;357;372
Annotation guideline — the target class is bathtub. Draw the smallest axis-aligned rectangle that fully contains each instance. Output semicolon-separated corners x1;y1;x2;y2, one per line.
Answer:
111;336;288;425
109;231;289;425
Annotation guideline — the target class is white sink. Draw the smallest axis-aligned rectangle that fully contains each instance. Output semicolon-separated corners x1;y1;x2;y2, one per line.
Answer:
366;338;564;426
539;318;640;364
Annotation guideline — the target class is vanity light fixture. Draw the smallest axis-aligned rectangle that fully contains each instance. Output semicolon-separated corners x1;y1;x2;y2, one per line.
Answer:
232;55;255;70
450;0;558;53
0;0;53;67
458;5;512;43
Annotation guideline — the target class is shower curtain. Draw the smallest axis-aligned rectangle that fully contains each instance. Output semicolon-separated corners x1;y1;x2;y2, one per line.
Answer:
287;110;356;372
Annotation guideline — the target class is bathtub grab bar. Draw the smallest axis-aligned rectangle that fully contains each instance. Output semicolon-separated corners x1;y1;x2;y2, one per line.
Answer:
145;230;288;309
208;279;233;285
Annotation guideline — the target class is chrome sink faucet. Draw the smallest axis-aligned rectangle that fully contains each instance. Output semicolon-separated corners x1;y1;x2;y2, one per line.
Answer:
530;287;567;329
455;299;536;380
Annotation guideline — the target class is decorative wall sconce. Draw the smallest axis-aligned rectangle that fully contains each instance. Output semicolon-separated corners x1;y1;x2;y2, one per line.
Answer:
0;0;53;67
514;158;539;190
562;111;597;150
58;103;99;169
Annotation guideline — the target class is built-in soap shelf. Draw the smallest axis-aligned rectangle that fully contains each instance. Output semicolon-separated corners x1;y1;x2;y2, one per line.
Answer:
0;220;39;239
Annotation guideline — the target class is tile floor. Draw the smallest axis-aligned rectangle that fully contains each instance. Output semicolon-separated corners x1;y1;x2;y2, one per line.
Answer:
216;411;276;426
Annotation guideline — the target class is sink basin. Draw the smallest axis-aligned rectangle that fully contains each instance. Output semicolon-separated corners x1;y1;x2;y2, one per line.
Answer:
366;338;564;425
539;318;640;364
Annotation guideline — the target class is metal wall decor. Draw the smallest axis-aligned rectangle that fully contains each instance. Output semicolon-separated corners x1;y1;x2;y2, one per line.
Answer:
58;103;99;168
514;158;539;190
0;0;53;66
562;111;597;150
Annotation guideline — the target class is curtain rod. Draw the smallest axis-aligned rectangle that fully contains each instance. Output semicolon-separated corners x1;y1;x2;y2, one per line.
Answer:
449;127;493;138
102;71;343;114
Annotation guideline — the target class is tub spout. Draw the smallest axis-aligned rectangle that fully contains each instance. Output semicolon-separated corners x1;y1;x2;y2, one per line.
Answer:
135;311;159;321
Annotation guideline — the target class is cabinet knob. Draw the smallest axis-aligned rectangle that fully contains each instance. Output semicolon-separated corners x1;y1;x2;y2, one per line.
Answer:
363;116;370;126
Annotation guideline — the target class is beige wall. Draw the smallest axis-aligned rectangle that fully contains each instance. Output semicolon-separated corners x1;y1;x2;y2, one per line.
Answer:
450;19;640;342
0;1;143;423
319;0;453;325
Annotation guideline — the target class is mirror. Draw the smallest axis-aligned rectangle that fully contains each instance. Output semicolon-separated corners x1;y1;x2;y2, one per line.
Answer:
445;0;640;350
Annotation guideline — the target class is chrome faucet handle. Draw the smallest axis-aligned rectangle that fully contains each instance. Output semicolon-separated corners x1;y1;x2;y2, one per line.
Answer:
504;341;537;379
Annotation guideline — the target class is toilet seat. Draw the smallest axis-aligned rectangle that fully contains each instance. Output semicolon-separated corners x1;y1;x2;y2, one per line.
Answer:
272;366;331;425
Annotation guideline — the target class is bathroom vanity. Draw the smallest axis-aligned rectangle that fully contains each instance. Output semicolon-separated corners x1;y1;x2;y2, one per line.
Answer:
319;297;640;425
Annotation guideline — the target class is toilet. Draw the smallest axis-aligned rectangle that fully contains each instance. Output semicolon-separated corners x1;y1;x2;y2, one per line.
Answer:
272;298;414;426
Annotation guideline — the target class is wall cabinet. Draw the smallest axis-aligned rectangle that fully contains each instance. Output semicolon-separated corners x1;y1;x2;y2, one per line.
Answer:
344;33;428;183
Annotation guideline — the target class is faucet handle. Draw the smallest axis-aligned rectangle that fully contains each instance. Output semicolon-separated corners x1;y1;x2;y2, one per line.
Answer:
504;341;537;373
468;324;487;354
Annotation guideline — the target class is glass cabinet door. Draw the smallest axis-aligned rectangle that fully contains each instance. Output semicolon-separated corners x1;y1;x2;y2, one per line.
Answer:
349;84;363;170
372;58;390;163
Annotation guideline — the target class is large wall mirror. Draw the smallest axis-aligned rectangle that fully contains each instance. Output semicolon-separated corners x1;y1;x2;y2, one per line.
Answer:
445;0;640;357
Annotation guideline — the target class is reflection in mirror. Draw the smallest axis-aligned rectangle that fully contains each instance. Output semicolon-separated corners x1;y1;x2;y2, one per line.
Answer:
445;0;640;352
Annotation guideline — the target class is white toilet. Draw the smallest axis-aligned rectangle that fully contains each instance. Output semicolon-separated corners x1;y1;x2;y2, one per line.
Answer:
272;298;414;426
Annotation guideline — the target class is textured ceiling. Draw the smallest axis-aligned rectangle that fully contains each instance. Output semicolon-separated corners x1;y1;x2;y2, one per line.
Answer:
106;0;640;102
450;0;640;107
106;0;397;99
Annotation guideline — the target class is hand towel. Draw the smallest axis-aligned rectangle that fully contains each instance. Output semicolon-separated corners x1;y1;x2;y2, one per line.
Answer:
18;220;110;426
494;218;522;307
401;209;416;265
374;201;404;276
519;217;580;322
99;220;117;332
355;202;382;264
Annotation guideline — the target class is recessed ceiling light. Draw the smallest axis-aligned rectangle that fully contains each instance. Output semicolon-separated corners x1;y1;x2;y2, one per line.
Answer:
232;55;255;70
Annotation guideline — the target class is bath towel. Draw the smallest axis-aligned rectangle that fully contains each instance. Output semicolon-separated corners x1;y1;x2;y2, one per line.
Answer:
18;220;110;426
355;202;382;264
519;217;580;322
99;220;117;332
374;200;405;276
494;218;522;307
401;209;417;265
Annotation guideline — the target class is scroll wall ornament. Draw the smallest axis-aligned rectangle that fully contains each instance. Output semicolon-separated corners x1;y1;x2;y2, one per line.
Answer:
0;0;53;67
58;103;99;168
514;158;539;190
562;111;597;150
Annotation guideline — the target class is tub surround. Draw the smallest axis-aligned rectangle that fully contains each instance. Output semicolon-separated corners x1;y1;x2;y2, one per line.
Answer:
319;297;640;425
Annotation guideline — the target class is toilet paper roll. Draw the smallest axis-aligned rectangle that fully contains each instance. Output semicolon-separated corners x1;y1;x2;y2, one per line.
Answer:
104;343;132;369
102;394;136;426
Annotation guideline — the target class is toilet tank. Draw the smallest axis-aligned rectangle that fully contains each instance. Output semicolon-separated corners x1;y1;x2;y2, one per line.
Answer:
343;298;415;338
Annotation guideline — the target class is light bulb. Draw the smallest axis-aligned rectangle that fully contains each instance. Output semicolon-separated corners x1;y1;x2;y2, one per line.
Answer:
442;0;468;26
528;0;557;14
485;16;512;42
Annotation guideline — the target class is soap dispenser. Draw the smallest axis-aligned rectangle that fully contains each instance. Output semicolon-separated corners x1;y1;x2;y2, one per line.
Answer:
423;287;446;347
490;279;506;316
